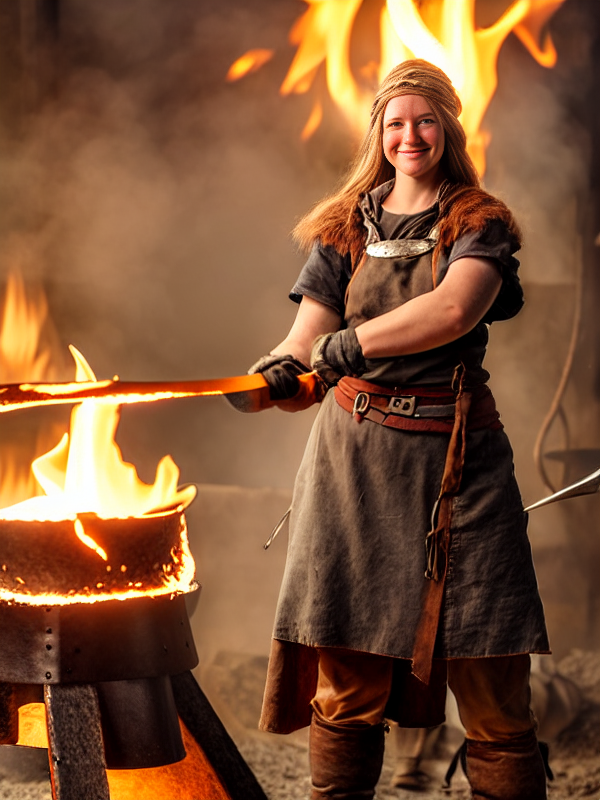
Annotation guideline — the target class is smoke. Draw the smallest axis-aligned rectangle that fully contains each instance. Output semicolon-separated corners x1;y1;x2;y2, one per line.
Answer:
0;0;334;490
481;2;600;656
484;28;591;287
481;3;597;500
1;1;597;488
0;0;596;494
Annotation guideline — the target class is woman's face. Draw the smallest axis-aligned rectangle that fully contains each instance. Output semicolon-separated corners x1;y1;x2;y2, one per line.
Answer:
382;94;445;182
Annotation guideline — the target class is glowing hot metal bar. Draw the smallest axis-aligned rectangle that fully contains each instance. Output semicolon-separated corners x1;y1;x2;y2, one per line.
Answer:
0;372;320;414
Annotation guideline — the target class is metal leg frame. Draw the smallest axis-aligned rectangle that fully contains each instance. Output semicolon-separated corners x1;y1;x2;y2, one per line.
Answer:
38;672;267;800
171;670;268;800
45;684;110;800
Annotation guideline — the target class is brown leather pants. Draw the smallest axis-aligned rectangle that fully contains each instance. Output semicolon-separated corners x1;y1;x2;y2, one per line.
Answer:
311;648;535;740
309;648;546;800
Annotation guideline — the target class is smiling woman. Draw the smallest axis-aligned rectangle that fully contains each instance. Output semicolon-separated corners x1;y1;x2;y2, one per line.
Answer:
244;59;549;800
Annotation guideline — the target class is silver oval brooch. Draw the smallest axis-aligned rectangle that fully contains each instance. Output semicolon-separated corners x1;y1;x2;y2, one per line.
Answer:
365;239;436;258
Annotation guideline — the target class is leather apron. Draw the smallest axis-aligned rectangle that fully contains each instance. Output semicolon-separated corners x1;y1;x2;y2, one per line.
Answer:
342;234;477;684
345;236;436;329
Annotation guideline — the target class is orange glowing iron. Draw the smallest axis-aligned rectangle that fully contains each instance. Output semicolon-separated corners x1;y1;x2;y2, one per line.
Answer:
0;372;322;414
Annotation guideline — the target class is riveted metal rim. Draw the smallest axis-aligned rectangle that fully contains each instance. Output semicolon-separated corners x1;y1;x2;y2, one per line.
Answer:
0;590;199;684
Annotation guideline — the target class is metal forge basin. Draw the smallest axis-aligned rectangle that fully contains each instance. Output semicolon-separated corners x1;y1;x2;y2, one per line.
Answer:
0;510;193;601
0;513;267;800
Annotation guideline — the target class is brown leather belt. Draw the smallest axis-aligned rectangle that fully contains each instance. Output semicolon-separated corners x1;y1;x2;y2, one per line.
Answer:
334;376;502;434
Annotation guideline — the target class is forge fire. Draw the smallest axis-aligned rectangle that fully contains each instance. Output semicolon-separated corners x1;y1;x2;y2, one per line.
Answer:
0;346;196;605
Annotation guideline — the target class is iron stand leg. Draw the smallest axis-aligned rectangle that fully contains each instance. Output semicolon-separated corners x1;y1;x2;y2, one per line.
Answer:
171;670;268;800
44;683;110;800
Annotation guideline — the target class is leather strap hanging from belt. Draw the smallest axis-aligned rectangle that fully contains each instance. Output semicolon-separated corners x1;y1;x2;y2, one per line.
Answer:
411;366;471;684
333;368;502;685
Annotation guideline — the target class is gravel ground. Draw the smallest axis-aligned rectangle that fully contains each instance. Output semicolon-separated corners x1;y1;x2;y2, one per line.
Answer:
230;648;600;800
238;728;600;800
238;714;600;800
1;650;598;799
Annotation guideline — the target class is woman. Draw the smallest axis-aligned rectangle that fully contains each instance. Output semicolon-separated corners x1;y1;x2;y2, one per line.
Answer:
248;60;549;800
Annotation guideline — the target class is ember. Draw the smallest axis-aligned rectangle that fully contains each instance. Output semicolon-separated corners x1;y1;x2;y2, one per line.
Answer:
0;511;194;605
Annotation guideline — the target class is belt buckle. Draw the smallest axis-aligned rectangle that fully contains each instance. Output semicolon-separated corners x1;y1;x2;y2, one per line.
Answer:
352;391;370;419
388;395;416;417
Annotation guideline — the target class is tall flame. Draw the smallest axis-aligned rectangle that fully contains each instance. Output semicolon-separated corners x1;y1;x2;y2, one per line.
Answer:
229;0;566;175
0;270;70;508
0;346;196;522
0;271;56;383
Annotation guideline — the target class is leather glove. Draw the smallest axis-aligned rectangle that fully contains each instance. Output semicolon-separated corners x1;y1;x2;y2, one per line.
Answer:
248;353;311;401
310;327;366;388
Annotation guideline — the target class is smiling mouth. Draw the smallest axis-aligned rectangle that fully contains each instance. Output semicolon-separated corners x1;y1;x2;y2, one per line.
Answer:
399;148;429;155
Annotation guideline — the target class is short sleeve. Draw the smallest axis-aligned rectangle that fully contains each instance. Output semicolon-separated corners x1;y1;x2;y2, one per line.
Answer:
289;242;352;316
441;219;524;323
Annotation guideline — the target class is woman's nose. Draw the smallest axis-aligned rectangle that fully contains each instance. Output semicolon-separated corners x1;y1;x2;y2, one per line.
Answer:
402;123;421;144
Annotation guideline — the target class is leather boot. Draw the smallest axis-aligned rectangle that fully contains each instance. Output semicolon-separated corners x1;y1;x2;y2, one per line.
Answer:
309;712;385;799
465;729;547;800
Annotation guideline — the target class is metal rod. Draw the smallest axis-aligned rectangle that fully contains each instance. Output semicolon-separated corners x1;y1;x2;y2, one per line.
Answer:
524;467;600;512
0;372;272;413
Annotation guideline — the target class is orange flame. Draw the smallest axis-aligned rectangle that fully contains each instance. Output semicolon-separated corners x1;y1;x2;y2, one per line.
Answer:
226;48;274;81
0;274;197;604
379;0;566;174
0;346;196;523
301;100;323;141
513;0;566;67
0;271;58;383
229;0;566;175
0;270;70;509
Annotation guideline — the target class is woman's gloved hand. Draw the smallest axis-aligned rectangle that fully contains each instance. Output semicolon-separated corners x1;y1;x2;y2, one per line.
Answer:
248;354;311;401
310;327;366;388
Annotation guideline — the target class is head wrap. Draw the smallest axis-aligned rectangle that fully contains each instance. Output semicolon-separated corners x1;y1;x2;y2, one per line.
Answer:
371;59;462;121
369;59;477;187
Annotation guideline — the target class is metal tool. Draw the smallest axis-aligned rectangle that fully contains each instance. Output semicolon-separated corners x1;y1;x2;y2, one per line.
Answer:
0;372;320;414
263;507;291;550
524;467;600;512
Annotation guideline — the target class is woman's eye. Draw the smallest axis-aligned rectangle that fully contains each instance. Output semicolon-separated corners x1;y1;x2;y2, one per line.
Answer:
420;118;436;125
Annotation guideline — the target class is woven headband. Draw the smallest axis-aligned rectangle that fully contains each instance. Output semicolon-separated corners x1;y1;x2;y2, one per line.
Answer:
371;65;462;119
